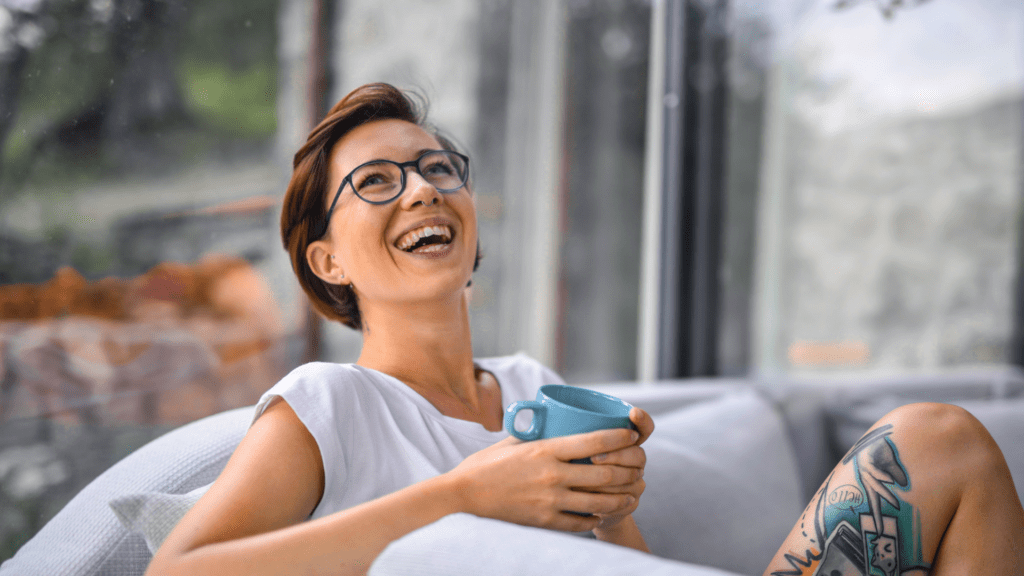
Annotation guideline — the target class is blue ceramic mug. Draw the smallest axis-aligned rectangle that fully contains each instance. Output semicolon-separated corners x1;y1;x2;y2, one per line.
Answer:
504;385;637;516
504;384;636;443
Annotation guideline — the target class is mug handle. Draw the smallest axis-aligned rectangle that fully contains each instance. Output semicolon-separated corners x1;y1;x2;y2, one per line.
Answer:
504;400;546;441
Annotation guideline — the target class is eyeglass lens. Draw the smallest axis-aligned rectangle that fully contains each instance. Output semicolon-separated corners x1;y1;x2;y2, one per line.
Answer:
351;151;467;203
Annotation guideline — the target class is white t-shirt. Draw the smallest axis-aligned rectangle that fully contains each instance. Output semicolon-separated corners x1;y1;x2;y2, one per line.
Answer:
252;353;563;519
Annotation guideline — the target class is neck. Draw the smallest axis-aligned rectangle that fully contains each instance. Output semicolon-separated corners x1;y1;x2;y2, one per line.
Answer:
356;291;479;405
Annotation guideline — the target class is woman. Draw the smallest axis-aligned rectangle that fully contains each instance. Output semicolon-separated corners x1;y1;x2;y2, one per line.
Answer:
146;83;1024;576
146;83;651;576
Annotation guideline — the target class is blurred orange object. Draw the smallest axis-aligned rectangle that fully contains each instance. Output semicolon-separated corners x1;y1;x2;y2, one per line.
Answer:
0;255;289;425
788;340;871;367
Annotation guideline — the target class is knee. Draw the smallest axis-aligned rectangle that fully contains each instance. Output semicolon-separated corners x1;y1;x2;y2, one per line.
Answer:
883;402;1003;468
884;401;978;432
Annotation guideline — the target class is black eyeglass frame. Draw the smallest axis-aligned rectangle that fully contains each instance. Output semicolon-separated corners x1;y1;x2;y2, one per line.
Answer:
315;149;470;239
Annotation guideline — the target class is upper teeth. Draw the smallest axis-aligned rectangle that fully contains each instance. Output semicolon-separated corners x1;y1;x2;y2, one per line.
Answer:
397;225;453;251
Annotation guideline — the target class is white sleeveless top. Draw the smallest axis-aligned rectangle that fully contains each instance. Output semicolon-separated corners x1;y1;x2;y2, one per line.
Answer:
252;353;562;519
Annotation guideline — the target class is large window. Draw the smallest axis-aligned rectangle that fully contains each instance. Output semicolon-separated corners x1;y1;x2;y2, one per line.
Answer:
734;0;1024;376
0;0;290;558
641;0;1024;380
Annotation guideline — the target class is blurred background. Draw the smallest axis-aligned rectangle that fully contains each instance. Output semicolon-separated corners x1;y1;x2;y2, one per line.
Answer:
0;0;1022;560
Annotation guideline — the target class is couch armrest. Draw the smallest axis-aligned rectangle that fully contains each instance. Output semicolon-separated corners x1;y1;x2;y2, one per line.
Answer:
0;406;251;576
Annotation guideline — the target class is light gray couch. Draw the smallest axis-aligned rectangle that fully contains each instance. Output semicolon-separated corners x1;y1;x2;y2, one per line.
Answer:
3;369;1023;576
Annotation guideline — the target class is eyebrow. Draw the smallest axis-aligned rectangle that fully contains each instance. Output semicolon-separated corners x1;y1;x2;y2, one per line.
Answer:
360;149;438;166
345;148;442;176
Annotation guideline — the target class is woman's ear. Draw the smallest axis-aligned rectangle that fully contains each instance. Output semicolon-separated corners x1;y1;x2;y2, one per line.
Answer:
306;240;348;285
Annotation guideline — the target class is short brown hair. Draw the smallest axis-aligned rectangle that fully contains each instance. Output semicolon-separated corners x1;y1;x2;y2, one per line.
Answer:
280;83;478;330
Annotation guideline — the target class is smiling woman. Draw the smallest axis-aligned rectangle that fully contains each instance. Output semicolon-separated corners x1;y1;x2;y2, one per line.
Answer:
140;83;655;576
280;84;480;331
139;82;1024;576
302;118;480;333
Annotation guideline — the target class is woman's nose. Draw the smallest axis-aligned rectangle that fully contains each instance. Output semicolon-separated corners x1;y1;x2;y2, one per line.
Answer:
400;170;443;208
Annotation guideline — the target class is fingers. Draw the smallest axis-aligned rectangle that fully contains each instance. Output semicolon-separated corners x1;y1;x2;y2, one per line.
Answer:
581;479;643;502
584;478;646;497
591;445;646;468
546;428;640;462
560;490;637;518
588;479;645;531
547;512;602;533
558;489;641;531
455;431;649;534
565;461;643;489
630;407;655;445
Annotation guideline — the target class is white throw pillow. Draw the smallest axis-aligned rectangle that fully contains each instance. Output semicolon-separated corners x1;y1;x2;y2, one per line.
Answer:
109;483;212;553
371;513;745;576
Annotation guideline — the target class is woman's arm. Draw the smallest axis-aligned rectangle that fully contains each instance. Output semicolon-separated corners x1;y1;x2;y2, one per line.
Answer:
147;399;646;576
146;398;468;575
594;516;649;552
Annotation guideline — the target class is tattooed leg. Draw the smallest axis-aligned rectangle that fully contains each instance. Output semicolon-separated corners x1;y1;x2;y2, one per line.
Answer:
763;402;1024;576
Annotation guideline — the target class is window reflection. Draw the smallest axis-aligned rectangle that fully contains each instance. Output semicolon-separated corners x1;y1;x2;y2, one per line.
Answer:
732;0;1024;373
0;0;284;559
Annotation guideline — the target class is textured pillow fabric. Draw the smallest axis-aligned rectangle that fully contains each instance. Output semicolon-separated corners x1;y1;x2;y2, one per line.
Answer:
0;406;251;576
110;483;212;553
370;513;746;576
633;390;803;576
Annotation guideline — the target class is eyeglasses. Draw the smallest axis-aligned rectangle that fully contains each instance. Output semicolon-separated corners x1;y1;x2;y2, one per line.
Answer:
316;149;470;238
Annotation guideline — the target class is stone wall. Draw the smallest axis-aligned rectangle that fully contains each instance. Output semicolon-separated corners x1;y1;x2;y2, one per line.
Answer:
0;256;292;560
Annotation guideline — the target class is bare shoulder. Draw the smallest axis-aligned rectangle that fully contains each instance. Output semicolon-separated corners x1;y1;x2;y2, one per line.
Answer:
155;397;325;557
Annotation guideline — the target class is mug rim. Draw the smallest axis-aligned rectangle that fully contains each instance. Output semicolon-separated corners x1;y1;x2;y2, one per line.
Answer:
538;384;632;417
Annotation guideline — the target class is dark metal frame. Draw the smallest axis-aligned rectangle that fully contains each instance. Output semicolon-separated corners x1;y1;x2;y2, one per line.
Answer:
656;0;731;379
304;0;338;364
1010;96;1024;366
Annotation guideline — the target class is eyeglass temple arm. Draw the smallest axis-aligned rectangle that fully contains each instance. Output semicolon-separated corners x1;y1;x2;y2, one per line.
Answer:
319;177;348;238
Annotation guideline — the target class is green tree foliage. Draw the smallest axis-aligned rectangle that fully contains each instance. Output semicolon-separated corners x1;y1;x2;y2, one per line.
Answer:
0;0;280;195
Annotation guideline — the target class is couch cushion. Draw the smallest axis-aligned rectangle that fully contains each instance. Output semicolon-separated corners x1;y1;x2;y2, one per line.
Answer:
370;513;746;576
109;484;212;554
0;407;250;576
632;389;804;575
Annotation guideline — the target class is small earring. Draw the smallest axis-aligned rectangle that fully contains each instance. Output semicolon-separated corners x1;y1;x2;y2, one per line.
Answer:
340;274;345;279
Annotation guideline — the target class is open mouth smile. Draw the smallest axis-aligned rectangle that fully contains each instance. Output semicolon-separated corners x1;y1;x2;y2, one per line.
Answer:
395;224;455;254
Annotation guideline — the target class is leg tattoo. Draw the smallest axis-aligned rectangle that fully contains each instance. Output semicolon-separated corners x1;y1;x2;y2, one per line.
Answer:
771;424;931;576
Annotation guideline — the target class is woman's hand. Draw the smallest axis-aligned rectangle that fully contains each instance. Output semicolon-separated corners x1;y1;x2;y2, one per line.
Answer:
447;426;643;533
447;406;655;536
590;407;653;533
631;406;655;445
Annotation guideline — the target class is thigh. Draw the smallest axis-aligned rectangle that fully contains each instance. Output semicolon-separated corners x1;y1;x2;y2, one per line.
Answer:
763;402;1024;576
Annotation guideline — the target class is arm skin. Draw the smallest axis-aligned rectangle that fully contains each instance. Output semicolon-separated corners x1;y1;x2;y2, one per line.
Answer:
145;400;654;576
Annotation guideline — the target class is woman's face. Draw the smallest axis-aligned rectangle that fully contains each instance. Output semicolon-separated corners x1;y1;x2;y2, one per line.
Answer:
309;119;478;309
